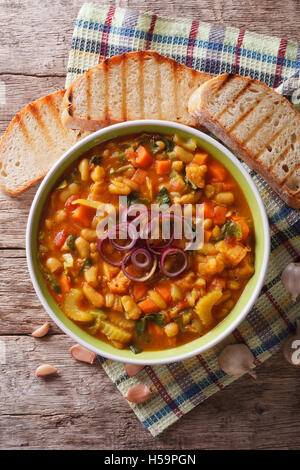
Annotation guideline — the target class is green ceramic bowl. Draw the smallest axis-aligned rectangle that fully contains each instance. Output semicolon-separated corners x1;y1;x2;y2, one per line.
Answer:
26;121;270;364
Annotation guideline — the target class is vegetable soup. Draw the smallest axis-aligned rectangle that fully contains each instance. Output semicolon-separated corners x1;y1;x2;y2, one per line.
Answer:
38;133;255;354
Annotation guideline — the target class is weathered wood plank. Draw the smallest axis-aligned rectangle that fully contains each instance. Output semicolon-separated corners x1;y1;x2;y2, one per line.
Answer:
0;186;38;248
0;75;65;135
0;249;62;334
0;335;300;449
1;0;300;451
0;0;299;81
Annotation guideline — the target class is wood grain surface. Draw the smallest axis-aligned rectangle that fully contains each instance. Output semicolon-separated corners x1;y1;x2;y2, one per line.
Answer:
0;0;300;450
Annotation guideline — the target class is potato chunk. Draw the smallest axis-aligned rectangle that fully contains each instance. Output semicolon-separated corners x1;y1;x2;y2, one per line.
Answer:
107;271;131;294
185;163;207;188
216;240;248;267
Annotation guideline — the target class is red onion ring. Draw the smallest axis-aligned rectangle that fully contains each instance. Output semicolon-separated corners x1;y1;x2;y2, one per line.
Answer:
122;252;158;282
97;234;123;267
109;222;137;251
131;248;152;269
145;234;174;254
160;247;188;278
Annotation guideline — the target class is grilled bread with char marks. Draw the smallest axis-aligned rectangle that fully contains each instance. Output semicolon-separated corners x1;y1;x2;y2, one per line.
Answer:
62;51;212;131
0;90;89;196
188;73;300;209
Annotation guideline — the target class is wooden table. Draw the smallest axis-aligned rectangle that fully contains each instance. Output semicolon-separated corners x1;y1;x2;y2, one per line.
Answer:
1;0;300;450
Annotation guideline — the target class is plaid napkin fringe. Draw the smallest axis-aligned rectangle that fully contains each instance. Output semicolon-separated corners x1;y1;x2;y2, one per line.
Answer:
68;3;300;436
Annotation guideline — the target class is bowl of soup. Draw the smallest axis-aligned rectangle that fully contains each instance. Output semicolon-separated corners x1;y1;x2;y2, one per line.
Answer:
26;120;270;364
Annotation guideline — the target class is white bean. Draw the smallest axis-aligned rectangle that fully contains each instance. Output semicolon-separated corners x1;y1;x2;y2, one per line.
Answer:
79;158;90;181
75;236;90;257
46;257;62;274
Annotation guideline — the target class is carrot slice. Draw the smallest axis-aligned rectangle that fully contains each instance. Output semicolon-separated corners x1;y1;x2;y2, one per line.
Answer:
138;297;160;314
147;321;164;337
204;230;212;242
126;151;138;165
222;182;236;191
192;152;209;165
203;200;215;219
133;283;148;302
175;300;189;311
59;273;71;293
132;169;148;185
136;145;153;168
213;206;227;225
169;178;185;192
155;160;172;176
155;283;172;303
53;229;68;249
72;205;93;227
207;161;227;182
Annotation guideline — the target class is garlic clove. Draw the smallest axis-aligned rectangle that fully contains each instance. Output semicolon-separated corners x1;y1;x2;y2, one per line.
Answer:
35;364;57;377
32;322;50;338
281;262;300;303
125;384;152;404
69;344;96;364
125;364;144;377
218;344;257;378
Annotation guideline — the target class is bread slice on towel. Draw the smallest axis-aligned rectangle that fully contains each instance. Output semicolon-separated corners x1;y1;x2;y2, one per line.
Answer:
0;90;89;196
188;73;300;209
62;51;212;131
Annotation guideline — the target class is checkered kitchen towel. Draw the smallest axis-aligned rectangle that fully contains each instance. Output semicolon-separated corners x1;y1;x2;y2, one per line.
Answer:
66;3;300;436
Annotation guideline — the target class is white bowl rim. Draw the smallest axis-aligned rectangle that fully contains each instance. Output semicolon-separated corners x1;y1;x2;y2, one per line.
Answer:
26;120;270;365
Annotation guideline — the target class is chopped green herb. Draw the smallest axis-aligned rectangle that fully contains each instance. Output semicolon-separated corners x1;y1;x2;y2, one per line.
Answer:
119;154;126;163
150;136;174;154
70;167;80;182
176;317;184;332
135;317;147;338
221;220;242;239
145;312;165;327
156;187;171;206
135;313;165;339
129;344;143;355
90;156;102;166
161;137;175;152
79;257;93;275
149;139;160;155
184;175;198;191
66;233;77;252
47;276;62;294
88;310;106;335
127;192;149;206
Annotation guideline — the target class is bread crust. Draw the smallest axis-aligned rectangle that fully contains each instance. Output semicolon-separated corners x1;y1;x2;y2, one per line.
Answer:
0;90;87;196
62;51;212;131
189;74;300;209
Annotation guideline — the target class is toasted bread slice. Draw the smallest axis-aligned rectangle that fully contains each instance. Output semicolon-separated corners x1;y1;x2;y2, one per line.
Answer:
188;74;300;209
62;51;212;131
0;90;89;196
